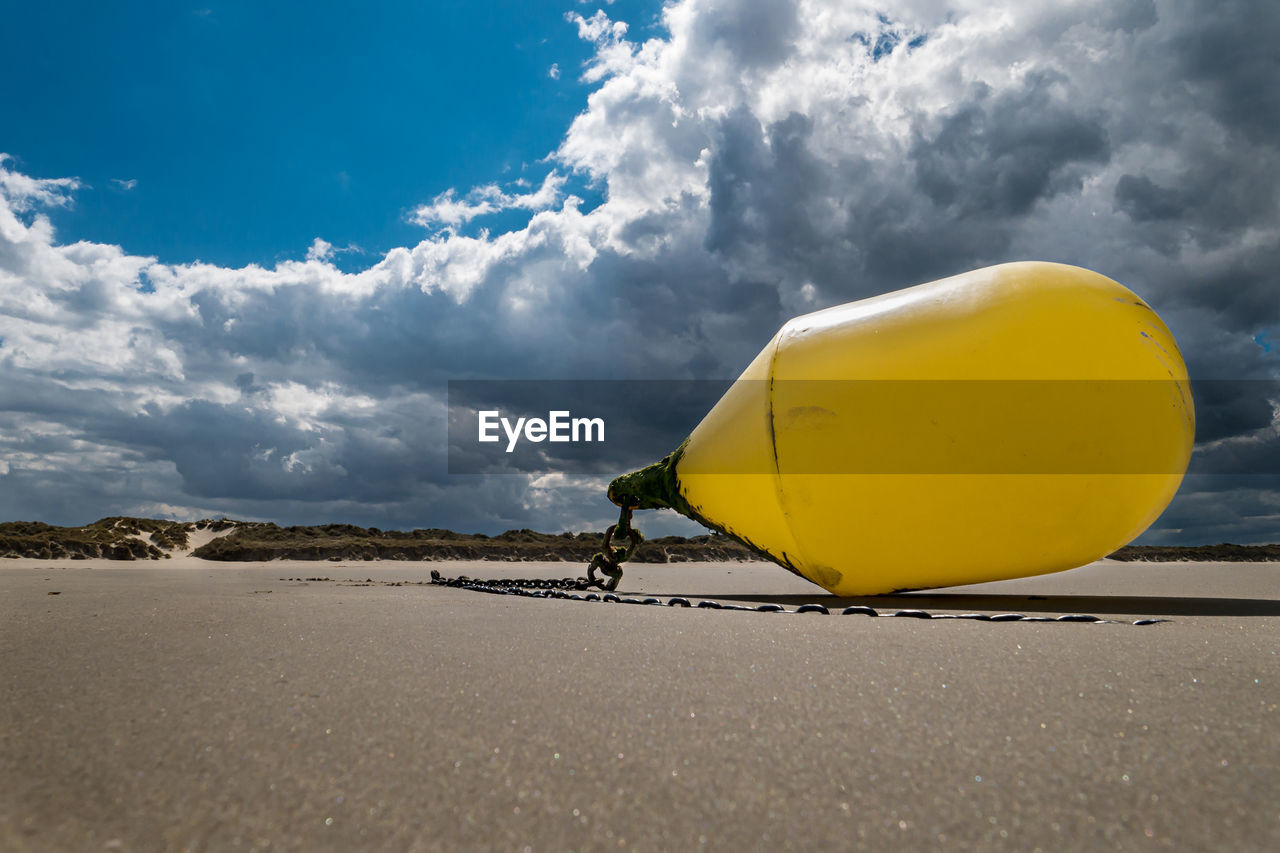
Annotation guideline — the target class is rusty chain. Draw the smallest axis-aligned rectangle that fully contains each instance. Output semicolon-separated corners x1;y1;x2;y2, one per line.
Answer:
427;569;1168;624
426;501;1167;623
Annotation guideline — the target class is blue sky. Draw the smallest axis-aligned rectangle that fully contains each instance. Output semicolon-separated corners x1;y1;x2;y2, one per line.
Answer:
1;0;656;268
1;0;1278;543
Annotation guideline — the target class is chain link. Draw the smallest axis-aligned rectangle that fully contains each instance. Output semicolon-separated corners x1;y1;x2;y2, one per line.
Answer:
584;504;642;591
428;502;1167;624
426;570;1168;625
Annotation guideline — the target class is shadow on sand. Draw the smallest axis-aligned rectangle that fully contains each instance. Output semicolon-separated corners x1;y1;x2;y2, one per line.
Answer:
671;592;1280;618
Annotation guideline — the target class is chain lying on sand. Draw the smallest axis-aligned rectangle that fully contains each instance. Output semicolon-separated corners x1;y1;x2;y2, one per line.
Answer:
427;571;1168;625
429;507;1168;624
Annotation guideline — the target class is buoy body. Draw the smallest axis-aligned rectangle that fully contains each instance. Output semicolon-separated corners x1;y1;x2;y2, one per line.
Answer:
611;262;1194;595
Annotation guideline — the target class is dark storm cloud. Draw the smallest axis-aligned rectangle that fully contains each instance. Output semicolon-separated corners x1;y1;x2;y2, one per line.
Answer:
1101;0;1158;34
1190;380;1280;443
703;69;1111;300
1112;153;1278;260
911;73;1110;218
234;372;260;394
1183;248;1280;336
1114;174;1186;223
692;0;800;68
706;108;853;280
1173;0;1280;144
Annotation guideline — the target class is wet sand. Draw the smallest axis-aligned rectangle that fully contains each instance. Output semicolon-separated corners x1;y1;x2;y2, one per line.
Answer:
2;557;1277;851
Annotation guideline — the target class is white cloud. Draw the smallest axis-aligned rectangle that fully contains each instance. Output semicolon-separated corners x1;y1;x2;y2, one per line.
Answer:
306;238;335;262
0;153;80;211
410;171;568;229
568;9;627;42
566;9;636;83
305;238;364;264
111;178;138;191
549;62;561;79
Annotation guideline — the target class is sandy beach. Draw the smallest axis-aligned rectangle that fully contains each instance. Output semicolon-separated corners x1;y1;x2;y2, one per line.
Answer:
2;557;1276;851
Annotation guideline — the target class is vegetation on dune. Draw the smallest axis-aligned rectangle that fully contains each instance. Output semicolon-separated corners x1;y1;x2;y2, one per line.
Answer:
0;516;757;562
189;522;757;563
87;516;194;551
1107;543;1280;562
0;517;216;560
2;516;1278;562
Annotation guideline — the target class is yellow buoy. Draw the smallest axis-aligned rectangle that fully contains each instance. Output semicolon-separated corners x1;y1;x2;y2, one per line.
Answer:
609;262;1195;595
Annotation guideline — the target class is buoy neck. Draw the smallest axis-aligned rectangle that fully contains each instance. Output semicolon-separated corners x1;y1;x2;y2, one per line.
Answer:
607;443;686;511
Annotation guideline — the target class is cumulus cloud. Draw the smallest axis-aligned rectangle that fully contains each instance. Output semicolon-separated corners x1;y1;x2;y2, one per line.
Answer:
409;171;568;229
0;154;80;211
304;238;362;263
1;0;1278;543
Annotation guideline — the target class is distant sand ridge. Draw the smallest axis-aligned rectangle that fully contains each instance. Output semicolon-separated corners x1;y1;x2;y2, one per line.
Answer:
0;517;238;560
1;516;1277;563
0;517;758;563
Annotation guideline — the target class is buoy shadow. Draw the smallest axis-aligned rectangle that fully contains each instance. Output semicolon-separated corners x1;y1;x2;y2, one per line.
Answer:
694;593;1280;618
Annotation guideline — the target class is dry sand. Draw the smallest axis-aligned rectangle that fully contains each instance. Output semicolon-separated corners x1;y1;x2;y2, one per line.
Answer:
1;557;1276;851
